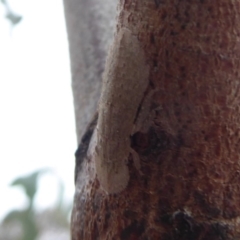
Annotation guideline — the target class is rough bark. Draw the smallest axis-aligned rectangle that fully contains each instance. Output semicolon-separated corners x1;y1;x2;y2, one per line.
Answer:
70;0;240;239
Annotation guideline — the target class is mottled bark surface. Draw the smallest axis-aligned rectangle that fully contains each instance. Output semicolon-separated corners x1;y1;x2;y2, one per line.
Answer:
71;0;240;239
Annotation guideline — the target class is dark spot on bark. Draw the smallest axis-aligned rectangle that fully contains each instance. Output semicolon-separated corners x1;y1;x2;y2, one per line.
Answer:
158;213;172;225
194;191;221;218
161;11;167;20
184;9;189;18
180;66;185;72
208;6;213;12
181;24;186;30
92;221;99;239
105;211;111;222
154;0;159;8
174;102;179;106
162;233;174;240
155;130;172;150
149;79;156;88
131;131;150;150
172;212;194;238
175;212;228;240
153;59;158;68
74;113;98;183
170;31;178;36
124;210;137;219
142;176;149;188
141;192;150;214
158;198;171;215
142;203;148;215
175;110;180;116
132;128;174;156
177;128;192;147
120;220;145;240
150;32;155;44
92;199;99;213
163;211;229;240
102;210;111;232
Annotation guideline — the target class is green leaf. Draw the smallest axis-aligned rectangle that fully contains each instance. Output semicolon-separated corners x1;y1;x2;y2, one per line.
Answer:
3;209;25;223
6;12;22;25
11;168;51;202
1;0;22;26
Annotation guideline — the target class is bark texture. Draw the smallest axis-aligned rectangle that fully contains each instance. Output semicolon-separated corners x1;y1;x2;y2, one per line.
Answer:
71;0;240;239
63;0;117;142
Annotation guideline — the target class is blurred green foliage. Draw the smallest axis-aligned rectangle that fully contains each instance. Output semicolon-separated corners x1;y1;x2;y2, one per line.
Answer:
1;1;71;238
2;169;71;240
1;0;22;25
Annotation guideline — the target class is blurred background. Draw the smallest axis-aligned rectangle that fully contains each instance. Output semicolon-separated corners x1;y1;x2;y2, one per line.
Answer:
0;0;76;239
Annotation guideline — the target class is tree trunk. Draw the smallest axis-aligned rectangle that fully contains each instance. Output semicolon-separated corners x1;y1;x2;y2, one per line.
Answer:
66;0;240;239
63;0;117;142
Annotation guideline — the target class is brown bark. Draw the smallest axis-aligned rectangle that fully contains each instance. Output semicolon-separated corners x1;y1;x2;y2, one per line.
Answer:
71;0;240;239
